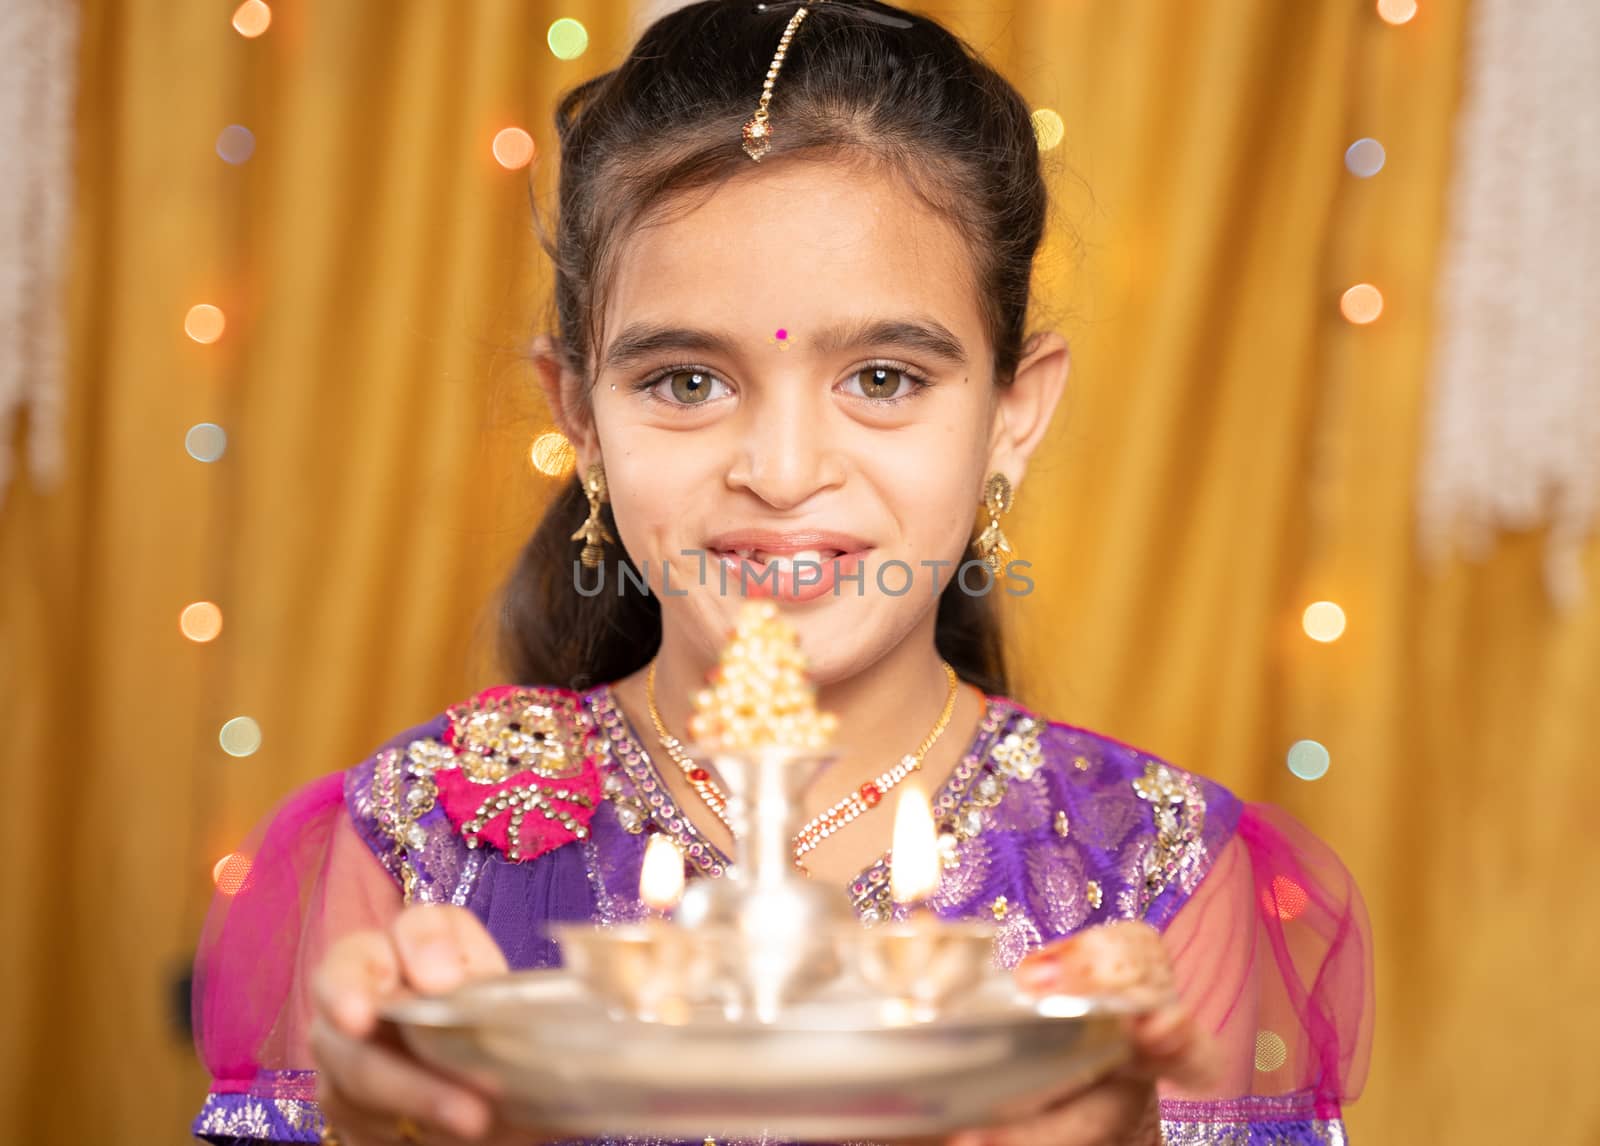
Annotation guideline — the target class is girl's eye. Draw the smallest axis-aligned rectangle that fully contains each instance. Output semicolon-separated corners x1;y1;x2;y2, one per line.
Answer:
848;365;907;401
631;361;931;409
841;363;931;404
638;368;730;406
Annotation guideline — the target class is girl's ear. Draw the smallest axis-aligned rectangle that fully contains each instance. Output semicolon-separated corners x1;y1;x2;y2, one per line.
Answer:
531;334;599;471
986;330;1070;486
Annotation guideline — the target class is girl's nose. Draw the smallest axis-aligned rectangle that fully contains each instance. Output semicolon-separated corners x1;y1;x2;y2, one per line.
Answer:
725;385;845;509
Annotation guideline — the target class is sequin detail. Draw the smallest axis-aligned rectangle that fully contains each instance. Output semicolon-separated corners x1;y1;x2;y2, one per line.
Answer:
1158;1091;1348;1144
1156;1121;1348;1145
446;685;588;781
588;686;727;878
1131;760;1208;916
196;1099;270;1137
193;1078;327;1142
273;1098;320;1132
459;781;596;860
370;746;427;904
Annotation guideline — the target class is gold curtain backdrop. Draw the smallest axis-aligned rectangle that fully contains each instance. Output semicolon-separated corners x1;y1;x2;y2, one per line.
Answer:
2;1;1595;1143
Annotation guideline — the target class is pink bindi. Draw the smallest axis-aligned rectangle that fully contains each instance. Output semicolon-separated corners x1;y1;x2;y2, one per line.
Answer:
775;329;787;340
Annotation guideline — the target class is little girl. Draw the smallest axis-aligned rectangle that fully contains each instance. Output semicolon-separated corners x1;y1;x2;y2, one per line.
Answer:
191;3;1372;1143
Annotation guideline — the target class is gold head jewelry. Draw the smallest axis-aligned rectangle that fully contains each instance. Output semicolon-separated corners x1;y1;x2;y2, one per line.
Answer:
570;460;616;570
973;471;1016;576
687;601;838;751
743;1;831;161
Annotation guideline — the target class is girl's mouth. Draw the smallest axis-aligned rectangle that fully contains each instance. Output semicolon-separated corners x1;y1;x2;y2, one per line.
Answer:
708;548;869;602
711;547;845;570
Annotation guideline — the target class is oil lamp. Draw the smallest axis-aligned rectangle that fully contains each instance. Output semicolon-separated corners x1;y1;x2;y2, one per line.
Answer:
852;782;996;1020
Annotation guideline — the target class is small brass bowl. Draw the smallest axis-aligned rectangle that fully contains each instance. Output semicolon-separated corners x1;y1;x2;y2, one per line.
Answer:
850;917;998;1020
549;921;718;1023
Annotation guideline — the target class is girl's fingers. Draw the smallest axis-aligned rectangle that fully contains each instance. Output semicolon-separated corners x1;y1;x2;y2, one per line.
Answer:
944;1077;1158;1146
309;1013;493;1140
316;1071;408;1145
1014;921;1220;1093
392;905;510;995
313;930;404;1040
1015;921;1173;1002
1122;997;1222;1093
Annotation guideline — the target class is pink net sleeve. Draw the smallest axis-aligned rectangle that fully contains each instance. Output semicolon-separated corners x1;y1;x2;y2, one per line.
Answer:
1155;801;1374;1141
190;772;403;1142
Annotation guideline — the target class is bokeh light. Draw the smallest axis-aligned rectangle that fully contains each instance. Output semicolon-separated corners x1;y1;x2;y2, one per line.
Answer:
212;852;254;895
547;18;589;60
1344;137;1386;178
181;601;224;643
232;0;271;38
1340;283;1384;325
220;716;263;757
1263;875;1309;921
493;126;536;170
185;423;228;463
1255;1029;1289;1072
1287;739;1331;781
1376;0;1418;26
1030;108;1065;152
530;431;577;477
185;303;226;344
216;125;256;165
1302;600;1347;642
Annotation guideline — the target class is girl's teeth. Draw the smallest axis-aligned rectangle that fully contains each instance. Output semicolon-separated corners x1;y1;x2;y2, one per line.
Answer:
723;548;840;567
763;549;828;570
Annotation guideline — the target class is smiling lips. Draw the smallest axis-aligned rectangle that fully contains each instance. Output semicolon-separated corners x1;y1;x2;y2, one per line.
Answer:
704;530;872;602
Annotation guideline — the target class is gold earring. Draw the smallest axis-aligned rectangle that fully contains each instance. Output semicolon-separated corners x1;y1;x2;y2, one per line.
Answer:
973;472;1016;575
570;460;616;569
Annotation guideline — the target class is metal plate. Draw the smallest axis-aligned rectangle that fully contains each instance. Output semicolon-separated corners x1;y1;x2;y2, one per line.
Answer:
383;970;1136;1140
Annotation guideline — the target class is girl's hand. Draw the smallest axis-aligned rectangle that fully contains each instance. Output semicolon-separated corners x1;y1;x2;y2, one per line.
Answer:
943;920;1220;1146
309;903;542;1145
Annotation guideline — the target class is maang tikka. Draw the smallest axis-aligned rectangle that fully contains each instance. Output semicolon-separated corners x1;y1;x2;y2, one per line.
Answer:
742;1;829;162
973;472;1017;576
742;2;914;161
571;460;616;569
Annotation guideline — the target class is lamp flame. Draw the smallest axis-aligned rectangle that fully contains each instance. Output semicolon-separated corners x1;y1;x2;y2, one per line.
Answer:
640;832;686;912
889;784;940;906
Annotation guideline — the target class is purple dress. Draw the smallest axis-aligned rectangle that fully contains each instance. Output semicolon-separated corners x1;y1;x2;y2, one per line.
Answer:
191;683;1372;1145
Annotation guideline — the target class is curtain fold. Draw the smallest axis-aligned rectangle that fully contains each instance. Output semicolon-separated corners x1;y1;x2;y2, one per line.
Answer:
1;2;1594;1143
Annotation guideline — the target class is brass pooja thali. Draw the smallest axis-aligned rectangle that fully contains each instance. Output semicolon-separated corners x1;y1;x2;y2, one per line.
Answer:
382;603;1144;1141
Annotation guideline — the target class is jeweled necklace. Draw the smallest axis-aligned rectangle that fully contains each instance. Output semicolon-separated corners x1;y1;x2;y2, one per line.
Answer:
645;659;962;868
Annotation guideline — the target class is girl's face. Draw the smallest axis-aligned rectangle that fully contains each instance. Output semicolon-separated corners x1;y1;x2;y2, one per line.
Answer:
549;158;1066;683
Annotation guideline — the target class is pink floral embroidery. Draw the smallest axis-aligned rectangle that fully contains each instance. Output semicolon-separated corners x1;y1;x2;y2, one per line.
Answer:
431;686;602;863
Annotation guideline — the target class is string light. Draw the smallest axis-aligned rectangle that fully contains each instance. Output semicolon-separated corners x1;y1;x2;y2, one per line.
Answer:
185;303;226;344
1376;0;1417;26
219;716;263;757
1287;739;1331;781
1340;283;1384;324
1344;137;1386;178
530;430;576;476
185;423;228;463
231;0;271;38
216;125;255;165
213;852;254;895
181;601;224;643
492;127;536;170
1302;600;1347;642
1030;109;1065;152
547;18;589;60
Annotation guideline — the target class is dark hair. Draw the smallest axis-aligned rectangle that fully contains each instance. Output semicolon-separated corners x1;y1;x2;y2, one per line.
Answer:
499;0;1056;698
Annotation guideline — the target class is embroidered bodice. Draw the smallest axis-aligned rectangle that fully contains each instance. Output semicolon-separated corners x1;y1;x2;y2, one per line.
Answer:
191;681;1370;1146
